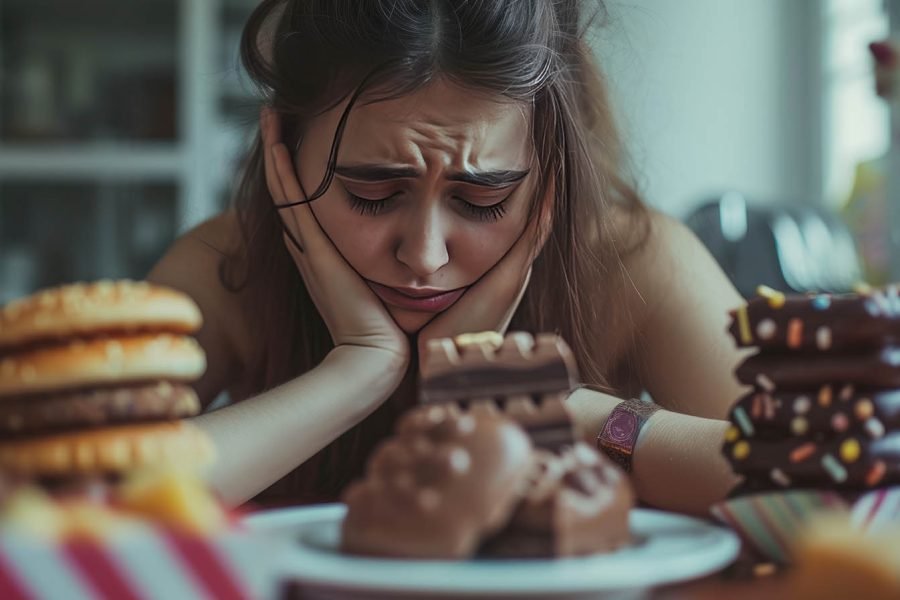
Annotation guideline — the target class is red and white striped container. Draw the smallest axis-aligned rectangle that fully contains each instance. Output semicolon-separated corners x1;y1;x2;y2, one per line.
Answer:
0;524;282;599
711;486;900;564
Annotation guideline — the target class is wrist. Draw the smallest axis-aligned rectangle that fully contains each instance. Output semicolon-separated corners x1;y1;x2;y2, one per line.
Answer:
325;345;408;392
596;398;662;473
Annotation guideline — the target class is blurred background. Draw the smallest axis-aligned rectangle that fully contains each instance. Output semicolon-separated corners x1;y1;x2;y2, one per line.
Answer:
0;0;897;302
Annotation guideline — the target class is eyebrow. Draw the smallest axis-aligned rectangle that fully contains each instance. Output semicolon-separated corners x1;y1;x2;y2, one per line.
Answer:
334;164;530;187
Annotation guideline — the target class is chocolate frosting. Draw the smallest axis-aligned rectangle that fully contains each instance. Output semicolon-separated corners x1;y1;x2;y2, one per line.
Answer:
736;347;900;390
727;387;900;440
724;429;900;490
727;286;900;352
340;404;534;559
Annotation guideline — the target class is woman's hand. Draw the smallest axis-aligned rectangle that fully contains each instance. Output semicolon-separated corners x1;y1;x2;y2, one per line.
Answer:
416;189;552;360
261;107;409;373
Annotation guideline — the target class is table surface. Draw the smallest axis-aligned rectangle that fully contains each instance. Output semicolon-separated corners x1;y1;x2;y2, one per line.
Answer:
653;575;790;600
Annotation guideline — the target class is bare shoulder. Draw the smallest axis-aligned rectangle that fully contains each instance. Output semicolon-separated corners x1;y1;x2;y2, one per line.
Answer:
614;207;747;418
614;208;727;318
147;211;253;406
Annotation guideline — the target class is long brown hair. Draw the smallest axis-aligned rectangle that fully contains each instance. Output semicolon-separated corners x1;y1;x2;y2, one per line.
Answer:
222;0;651;503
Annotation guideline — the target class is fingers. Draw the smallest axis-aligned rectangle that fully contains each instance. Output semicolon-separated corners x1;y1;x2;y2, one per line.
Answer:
260;108;286;203
282;230;306;266
271;143;306;202
262;106;322;255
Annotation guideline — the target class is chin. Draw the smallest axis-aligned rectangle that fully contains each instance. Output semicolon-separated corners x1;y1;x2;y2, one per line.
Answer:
389;308;436;334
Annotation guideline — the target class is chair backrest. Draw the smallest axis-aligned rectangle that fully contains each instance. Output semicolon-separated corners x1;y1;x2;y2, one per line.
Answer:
684;192;864;298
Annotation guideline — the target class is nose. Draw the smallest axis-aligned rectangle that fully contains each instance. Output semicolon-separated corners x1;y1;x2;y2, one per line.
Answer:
395;205;449;278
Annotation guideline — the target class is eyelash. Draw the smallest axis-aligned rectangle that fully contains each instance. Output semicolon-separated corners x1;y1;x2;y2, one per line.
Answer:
347;194;510;222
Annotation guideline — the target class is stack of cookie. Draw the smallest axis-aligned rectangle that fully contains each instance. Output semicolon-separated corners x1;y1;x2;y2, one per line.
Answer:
722;285;900;493
341;331;633;559
0;280;214;494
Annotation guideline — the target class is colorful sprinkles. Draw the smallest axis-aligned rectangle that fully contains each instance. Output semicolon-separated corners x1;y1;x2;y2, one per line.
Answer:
756;374;775;392
762;394;776;419
733;441;750;460
790;417;808;436
733;407;755;437
770;468;791;487
855;399;874;421
818;385;832;407
815;326;832;350
821;453;848;483
790;443;816;463
811;294;831;310
725;426;740;443
831;412;849;433
786;318;803;349
839;438;861;463
865;418;885;440
736;306;752;344
756;318;776;341
756;285;786;309
866;461;887;487
751;394;762;419
793;395;811;415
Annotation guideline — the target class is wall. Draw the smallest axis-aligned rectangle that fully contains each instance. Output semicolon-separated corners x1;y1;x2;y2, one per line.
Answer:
592;0;822;218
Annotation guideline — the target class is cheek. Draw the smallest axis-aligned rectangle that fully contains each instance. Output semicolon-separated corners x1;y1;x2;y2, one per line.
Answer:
310;196;391;273
452;215;527;280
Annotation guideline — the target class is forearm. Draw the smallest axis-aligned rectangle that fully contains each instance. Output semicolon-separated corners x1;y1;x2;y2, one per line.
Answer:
191;347;406;506
566;388;739;516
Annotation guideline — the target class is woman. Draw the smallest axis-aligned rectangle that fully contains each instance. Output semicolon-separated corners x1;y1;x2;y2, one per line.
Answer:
149;0;746;514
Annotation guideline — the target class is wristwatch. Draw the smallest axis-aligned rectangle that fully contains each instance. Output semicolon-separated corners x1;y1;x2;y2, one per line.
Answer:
597;398;661;473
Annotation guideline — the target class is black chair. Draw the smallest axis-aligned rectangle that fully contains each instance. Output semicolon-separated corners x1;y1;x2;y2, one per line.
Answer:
684;192;864;298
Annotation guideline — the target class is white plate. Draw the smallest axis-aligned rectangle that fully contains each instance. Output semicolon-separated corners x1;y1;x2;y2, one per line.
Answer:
244;504;739;599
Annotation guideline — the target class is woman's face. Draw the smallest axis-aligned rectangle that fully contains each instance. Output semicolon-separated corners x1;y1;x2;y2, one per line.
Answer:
292;79;537;333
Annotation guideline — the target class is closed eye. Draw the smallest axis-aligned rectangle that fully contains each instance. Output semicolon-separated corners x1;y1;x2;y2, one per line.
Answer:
454;196;510;222
345;192;511;222
346;193;400;216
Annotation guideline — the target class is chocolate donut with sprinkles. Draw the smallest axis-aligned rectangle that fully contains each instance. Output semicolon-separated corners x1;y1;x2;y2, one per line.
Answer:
736;346;900;390
727;284;900;352
727;386;900;441
722;428;898;491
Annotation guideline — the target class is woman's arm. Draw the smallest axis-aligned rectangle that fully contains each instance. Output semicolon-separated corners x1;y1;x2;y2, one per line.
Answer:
147;213;409;505
192;346;406;506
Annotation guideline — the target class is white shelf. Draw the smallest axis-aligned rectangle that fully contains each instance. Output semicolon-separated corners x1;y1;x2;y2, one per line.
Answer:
0;144;185;180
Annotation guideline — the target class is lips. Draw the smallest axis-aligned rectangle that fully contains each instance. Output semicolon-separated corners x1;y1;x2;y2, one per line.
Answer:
368;282;466;313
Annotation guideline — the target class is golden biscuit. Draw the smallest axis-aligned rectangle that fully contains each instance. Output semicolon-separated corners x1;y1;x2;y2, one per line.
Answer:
0;280;202;348
0;421;214;476
0;334;206;397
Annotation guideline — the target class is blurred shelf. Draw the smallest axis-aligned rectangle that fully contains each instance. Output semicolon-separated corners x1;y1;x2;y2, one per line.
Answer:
0;0;259;294
0;144;184;180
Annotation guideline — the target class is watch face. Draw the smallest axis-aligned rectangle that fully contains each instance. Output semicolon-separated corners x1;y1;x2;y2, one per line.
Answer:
606;411;638;447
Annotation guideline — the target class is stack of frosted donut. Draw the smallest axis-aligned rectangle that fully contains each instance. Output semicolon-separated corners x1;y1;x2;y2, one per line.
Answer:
0;280;213;496
723;285;900;494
